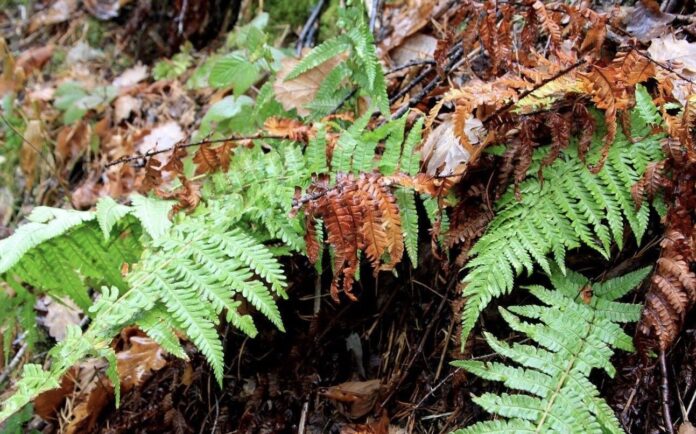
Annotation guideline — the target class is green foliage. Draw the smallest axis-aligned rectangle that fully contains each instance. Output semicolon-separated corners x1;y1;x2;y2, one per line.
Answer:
453;267;649;434
459;102;665;345
152;49;193;81
0;207;142;310
53;81;117;124
287;3;389;117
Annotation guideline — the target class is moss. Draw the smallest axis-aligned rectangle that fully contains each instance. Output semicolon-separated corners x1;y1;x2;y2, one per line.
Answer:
265;0;315;30
318;0;341;41
265;0;341;42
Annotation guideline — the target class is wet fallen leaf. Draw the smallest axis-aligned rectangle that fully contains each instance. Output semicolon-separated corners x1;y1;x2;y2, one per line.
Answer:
319;379;382;419
42;296;82;341
273;53;346;117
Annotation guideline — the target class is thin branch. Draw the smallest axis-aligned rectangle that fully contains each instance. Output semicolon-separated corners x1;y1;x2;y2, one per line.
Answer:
296;0;326;55
386;59;436;75
369;0;382;33
661;349;676;434
106;134;285;167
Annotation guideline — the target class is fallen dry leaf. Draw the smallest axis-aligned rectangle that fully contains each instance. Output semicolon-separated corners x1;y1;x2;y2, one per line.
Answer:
114;95;141;123
390;33;437;66
34;367;78;420
55;121;91;170
137;121;185;163
112;64;149;89
679;422;696;434
83;0;131;20
20;120;45;191
42;296;82;341
319;379;382;419
625;2;674;43
421;118;485;176
273;53;346;116
117;335;168;390
16;45;55;74
378;0;449;55
648;34;696;104
29;0;78;32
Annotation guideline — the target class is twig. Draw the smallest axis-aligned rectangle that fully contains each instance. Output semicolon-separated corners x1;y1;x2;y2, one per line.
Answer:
329;88;358;115
369;0;382;33
105;134;285;167
386;60;437;75
661;349;676;434
0;338;27;385
296;0;326;55
298;401;309;434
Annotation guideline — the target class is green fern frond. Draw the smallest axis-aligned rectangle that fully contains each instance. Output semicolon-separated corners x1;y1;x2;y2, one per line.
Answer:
0;207;142;309
634;84;662;130
460;105;665;345
286;36;352;80
453;268;646;434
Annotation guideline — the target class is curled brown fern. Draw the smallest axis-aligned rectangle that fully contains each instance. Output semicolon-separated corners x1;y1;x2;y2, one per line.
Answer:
638;95;696;352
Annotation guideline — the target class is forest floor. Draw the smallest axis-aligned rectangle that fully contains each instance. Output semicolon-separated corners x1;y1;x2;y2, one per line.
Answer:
1;0;696;433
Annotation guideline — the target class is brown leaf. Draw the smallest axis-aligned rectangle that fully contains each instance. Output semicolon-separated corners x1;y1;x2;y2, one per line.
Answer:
319;379;382;419
390;33;437;67
83;0;132;20
29;0;78;32
137;121;185;164
114;95;141;123
264;117;313;143
421;118;484;176
34;367;77;420
55;121;91;169
112;64;148;89
273;53;346;117
625;1;674;43
116;335;168;390
20;120;45;191
42;296;82;342
16;45;54;75
192;142;233;175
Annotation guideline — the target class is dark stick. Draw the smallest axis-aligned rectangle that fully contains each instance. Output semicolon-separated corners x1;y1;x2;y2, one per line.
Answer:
386;59;436;75
296;0;326;55
106;134;285;167
660;349;675;434
389;45;465;119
